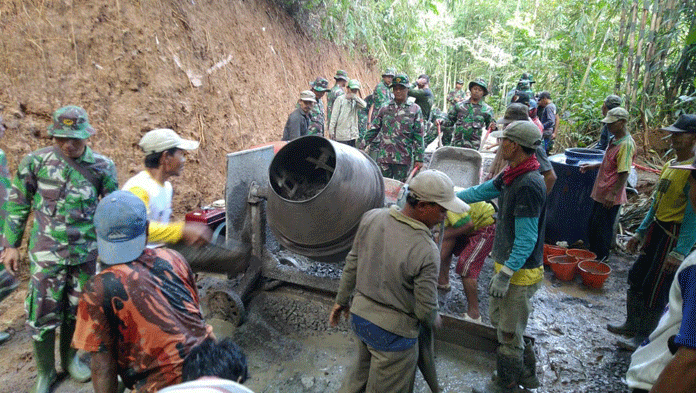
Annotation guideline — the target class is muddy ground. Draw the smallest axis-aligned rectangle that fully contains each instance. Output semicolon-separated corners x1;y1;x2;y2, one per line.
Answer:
0;245;638;393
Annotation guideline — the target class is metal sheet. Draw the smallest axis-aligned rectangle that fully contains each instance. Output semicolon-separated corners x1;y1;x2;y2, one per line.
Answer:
225;146;275;246
428;147;482;188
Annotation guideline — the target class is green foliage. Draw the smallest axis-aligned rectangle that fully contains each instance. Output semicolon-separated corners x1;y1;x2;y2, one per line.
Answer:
276;0;695;154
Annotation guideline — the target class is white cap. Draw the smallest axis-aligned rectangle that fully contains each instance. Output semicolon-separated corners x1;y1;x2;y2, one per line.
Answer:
408;170;469;214
139;128;200;154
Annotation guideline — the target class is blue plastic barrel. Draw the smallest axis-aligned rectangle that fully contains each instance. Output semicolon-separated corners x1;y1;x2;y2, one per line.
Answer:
545;148;605;246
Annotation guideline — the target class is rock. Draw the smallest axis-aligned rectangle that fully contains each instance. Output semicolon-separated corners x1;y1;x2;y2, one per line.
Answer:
301;376;315;389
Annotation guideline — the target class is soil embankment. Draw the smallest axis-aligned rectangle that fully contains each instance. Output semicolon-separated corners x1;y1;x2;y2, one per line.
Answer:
0;0;379;214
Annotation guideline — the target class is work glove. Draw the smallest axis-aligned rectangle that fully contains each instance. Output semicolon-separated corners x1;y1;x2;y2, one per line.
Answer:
489;266;514;298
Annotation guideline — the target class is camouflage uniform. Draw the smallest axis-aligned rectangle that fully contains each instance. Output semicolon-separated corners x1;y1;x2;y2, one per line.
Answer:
443;99;494;150
362;74;424;182
0;147;18;300
2;108;118;339
358;94;374;144
446;88;466;109
299;100;325;136
327;70;349;127
372;68;396;122
372;81;394;120
304;77;330;136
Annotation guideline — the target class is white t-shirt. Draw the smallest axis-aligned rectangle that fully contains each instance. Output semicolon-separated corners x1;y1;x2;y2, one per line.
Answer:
626;251;696;390
159;378;254;393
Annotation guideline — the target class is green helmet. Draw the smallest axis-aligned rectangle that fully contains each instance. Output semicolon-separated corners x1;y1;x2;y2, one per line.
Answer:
47;106;94;139
382;68;396;77
391;73;410;88
469;78;489;96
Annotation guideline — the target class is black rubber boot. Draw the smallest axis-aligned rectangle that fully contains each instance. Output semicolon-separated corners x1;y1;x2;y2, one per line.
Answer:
60;321;91;383
607;290;642;337
618;306;665;352
32;331;57;393
519;338;540;389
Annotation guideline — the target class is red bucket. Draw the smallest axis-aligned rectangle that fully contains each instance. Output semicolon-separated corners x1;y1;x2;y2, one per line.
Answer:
578;260;612;289
566;249;597;262
544;244;567;266
549;255;579;281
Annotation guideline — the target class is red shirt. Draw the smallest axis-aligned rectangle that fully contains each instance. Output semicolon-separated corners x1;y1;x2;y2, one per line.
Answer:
73;248;214;392
590;134;636;206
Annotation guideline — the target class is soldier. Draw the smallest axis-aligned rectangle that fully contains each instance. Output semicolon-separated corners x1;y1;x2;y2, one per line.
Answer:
1;106;118;393
438;78;495;150
362;73;425;182
446;79;466;109
358;93;373;145
303;77;330;136
408;74;434;121
282;90;316;141
327;70;349;126
0;116;18;345
370;67;395;121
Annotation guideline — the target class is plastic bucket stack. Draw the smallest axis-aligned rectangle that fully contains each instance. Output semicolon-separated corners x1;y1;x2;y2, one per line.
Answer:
543;244;567;266
546;248;611;288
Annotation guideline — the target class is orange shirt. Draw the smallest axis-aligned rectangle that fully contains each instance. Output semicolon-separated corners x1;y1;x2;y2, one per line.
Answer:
73;248;213;392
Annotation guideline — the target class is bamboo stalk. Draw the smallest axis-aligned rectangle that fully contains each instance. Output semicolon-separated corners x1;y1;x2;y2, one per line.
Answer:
631;0;649;105
614;0;630;92
625;1;638;107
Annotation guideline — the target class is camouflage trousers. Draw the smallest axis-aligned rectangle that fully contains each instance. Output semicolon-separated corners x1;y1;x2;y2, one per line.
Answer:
26;252;95;341
378;163;410;183
0;263;19;303
452;129;482;150
451;136;480;150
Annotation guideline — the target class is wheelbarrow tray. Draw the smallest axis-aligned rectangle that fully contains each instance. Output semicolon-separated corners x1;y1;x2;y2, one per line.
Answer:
428;147;482;188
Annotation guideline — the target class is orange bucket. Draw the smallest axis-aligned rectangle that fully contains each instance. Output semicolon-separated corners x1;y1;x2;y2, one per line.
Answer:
544;244;567;266
578;260;612;289
548;255;579;281
566;249;597;262
544;244;568;266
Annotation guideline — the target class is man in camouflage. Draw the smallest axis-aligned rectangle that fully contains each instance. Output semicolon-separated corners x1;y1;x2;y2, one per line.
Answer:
0;116;18;345
327;70;349;127
370;67;395;121
362;73;425;182
438;78;495;150
446;79;466;109
2;106;118;393
302;77;330;136
358;93;373;145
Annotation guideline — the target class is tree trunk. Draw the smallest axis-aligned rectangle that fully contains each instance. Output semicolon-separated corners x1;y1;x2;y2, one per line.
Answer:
625;1;638;107
614;0;630;92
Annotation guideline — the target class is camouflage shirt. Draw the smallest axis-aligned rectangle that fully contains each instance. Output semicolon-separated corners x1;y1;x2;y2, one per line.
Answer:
73;248;213;392
363;100;424;165
327;84;345;126
298;99;325;136
443;99;494;148
446;89;466;108
2;146;118;265
0;149;10;243
372;81;393;120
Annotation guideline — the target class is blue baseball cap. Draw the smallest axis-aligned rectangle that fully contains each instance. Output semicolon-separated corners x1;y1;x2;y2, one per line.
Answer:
95;190;148;265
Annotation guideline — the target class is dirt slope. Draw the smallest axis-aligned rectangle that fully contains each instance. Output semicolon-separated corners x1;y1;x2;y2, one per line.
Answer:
0;0;379;213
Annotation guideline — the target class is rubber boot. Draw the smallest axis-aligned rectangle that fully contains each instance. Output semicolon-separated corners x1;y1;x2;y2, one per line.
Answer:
607;290;642;337
60;321;91;383
519;338;539;389
618;306;664;352
0;331;9;345
32;331;57;393
473;352;523;393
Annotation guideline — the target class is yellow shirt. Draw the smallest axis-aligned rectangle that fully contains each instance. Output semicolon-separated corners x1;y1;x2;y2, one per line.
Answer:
653;159;693;223
445;201;495;231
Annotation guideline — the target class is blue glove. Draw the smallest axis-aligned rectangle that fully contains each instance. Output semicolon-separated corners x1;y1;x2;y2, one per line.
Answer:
489;266;514;298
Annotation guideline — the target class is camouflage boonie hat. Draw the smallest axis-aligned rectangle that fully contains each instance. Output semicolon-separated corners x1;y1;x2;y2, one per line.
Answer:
469;78;489;96
456;79;464;85
392;73;410;88
47;105;95;139
310;77;330;92
347;79;361;90
382;68;396;77
334;70;349;81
